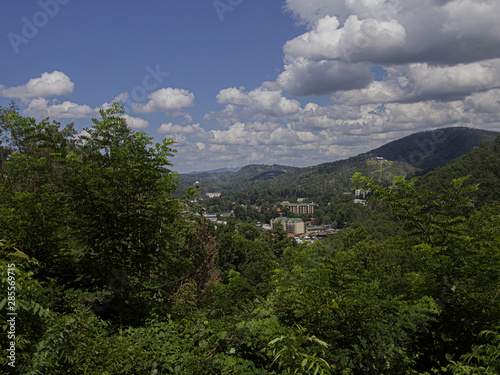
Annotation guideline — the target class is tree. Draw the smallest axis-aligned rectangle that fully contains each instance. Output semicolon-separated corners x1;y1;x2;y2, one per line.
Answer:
352;172;500;370
63;104;193;324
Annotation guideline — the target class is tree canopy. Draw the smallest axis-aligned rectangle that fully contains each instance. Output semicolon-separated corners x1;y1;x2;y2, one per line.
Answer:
1;106;499;374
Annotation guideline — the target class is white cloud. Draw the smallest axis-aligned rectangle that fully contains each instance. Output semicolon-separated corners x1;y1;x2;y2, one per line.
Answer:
0;71;74;99
204;104;240;126
283;15;406;63
464;89;500;115
203;122;320;154
25;98;97;120
133;88;195;113
245;121;284;132
121;115;150;129
335;59;500;105
216;86;301;117
274;0;500;99
207;122;252;145
157;122;205;136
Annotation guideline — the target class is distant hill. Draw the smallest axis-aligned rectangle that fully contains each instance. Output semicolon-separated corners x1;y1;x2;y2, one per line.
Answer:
247;154;418;199
418;134;500;206
175;127;499;201
184;167;242;174
222;164;299;188
175;164;298;196
368;127;499;173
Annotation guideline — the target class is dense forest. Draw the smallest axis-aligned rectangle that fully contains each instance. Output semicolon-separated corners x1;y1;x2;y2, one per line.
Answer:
1;103;500;374
367;127;499;173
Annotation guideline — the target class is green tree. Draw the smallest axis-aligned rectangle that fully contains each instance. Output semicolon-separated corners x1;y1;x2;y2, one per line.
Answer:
64;104;193;324
352;173;500;371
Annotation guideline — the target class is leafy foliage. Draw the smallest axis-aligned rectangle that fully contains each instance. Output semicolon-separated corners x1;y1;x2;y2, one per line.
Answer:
1;105;499;374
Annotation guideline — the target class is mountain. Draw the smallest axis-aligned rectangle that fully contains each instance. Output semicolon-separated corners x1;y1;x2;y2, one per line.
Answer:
260;127;499;199
175;127;499;201
368;127;499;173
418;134;500;206
184;166;242;174
175;164;298;196
244;154;418;199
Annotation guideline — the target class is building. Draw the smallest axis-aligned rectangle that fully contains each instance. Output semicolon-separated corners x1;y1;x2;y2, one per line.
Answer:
306;226;322;234
205;192;221;198
355;189;372;199
285;203;316;215
270;217;306;235
204;213;218;223
354;199;367;205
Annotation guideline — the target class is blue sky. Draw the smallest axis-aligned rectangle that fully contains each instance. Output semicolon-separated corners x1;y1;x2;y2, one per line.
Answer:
2;0;500;173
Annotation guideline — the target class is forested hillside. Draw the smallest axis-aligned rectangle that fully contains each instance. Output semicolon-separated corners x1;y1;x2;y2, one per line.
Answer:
1;105;500;374
368;127;499;172
176;164;298;197
177;127;498;205
417;135;500;206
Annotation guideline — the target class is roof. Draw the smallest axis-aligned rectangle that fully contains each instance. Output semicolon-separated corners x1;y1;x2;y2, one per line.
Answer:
272;217;304;223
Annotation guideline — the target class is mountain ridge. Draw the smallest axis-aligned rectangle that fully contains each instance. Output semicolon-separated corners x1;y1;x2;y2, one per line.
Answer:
367;127;499;172
175;127;499;197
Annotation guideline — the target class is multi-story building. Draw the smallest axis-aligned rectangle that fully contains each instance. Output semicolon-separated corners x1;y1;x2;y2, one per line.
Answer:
270;217;306;235
285;203;316;215
354;189;372;199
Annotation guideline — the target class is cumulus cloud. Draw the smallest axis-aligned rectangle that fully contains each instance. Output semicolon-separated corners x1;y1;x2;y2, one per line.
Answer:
203;122;320;151
334;59;500;105
187;118;377;171
216;86;301;117
157;122;205;136
133;88;195;113
121;115;150;129
0;71;74;99
276;58;373;96
464;89;500;115
204;104;240;126
285;0;500;64
287;90;500;138
283;15;407;63
25;98;97;120
274;0;500;99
